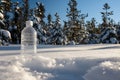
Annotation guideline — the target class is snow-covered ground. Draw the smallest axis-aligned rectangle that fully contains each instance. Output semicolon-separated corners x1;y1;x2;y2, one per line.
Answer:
0;44;120;80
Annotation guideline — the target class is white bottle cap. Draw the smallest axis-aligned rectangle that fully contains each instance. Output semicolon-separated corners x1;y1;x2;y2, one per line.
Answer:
26;20;33;27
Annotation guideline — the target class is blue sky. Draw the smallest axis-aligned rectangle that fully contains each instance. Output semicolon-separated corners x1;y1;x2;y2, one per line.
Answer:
12;0;120;24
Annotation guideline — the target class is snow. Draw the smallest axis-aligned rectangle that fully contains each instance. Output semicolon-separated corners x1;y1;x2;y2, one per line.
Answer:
100;27;118;44
0;44;120;80
0;12;4;19
0;29;11;39
84;61;120;80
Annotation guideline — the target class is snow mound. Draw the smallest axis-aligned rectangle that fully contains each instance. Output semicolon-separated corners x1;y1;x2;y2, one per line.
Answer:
0;60;36;80
20;56;82;80
22;56;56;71
84;61;120;80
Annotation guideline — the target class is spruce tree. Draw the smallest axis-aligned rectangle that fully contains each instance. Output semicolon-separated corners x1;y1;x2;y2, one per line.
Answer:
100;3;118;44
46;14;54;43
116;22;120;43
101;3;113;29
66;0;88;44
0;0;12;29
0;2;11;45
47;14;53;34
86;18;99;44
49;13;67;45
33;2;47;44
22;0;29;21
10;1;21;44
34;2;45;25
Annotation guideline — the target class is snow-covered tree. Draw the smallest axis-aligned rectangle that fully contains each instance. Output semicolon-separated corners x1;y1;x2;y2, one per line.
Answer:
66;0;88;44
33;2;47;44
100;26;118;44
0;0;23;44
32;15;47;44
34;2;45;25
22;0;29;21
46;14;53;36
0;7;11;45
86;18;99;44
66;0;80;44
48;13;67;45
116;22;120;43
11;0;31;44
46;14;54;43
9;2;21;44
99;3;118;44
100;3;113;30
0;0;12;29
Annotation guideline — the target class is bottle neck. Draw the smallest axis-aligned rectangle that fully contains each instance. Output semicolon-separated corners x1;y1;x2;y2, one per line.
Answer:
26;25;32;27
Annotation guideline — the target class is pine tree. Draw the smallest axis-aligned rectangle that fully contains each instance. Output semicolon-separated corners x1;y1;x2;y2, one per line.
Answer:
47;14;52;24
46;14;54;40
0;3;11;45
48;13;67;45
86;18;99;34
10;1;21;44
0;0;12;29
100;3;118;44
86;18;99;44
4;0;30;44
66;0;88;44
116;22;120;43
66;0;80;43
22;0;29;21
63;21;69;38
34;2;45;25
101;3;113;29
47;14;53;33
33;2;47;44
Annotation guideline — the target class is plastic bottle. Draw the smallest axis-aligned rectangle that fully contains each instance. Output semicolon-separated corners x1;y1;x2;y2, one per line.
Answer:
21;20;37;56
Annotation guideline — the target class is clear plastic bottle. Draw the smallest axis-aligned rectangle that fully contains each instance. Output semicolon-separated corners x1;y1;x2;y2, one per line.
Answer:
21;21;37;56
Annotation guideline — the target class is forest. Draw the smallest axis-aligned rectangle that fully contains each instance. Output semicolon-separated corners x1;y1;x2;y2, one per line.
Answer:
0;0;120;46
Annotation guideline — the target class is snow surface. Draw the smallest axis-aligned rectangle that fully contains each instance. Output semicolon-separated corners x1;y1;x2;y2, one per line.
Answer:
0;44;120;80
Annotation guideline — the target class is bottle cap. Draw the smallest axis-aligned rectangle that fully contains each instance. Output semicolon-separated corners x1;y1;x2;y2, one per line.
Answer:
26;20;33;27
